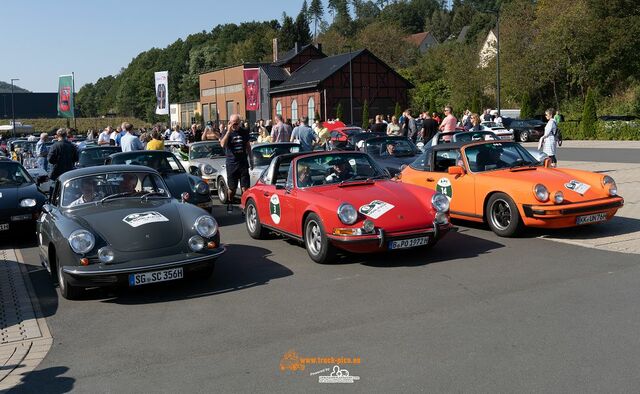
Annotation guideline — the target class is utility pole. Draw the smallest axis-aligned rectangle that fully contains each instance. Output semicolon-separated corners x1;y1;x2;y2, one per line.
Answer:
10;78;19;138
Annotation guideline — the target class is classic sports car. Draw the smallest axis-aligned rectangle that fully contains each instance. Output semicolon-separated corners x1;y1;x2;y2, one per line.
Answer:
241;151;452;263
171;141;224;190
328;127;364;150
507;119;546;142
216;142;299;203
480;121;513;140
106;150;213;210
37;165;225;299
0;159;48;233
358;136;420;176
399;141;624;236
77;146;121;168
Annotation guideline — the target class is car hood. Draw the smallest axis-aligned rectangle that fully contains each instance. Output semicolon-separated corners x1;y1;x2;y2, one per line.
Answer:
162;172;191;199
0;183;44;208
66;199;184;252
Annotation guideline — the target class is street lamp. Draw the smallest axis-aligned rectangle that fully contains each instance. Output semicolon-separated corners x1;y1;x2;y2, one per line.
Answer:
10;78;19;137
210;79;219;122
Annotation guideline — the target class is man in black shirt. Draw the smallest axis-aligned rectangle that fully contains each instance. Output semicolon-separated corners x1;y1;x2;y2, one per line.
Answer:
220;114;251;212
421;113;439;142
369;115;387;133
48;128;79;180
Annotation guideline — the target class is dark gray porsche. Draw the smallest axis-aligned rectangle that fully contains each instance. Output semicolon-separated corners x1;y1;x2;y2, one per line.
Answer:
37;165;225;299
0;159;48;233
358;136;421;176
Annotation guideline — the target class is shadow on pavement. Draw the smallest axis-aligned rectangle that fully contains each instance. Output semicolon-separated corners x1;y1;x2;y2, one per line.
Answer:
211;204;245;227
27;266;59;319
0;229;38;249
8;366;74;393
530;216;640;240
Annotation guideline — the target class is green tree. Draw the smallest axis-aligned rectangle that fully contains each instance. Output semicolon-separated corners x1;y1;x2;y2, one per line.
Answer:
309;0;324;38
394;102;402;118
280;13;297;51
581;88;597;139
336;102;344;120
362;100;370;129
519;93;534;119
425;8;452;42
295;2;312;46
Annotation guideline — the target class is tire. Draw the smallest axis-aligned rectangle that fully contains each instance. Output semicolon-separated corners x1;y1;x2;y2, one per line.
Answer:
304;213;336;264
519;130;529;142
56;253;82;300
245;199;266;239
486;193;524;237
217;178;228;204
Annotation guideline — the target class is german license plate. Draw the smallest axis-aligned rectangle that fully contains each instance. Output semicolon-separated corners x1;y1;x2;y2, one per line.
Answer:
0;223;8;231
11;214;31;221
576;212;607;225
389;236;429;250
128;267;183;286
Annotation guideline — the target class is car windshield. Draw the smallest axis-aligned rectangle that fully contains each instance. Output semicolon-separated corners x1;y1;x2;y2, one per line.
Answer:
252;144;300;167
0;162;32;185
465;142;539;173
111;153;185;173
295;153;388;188
61;171;170;208
190;142;224;159
11;141;35;152
453;132;497;143
366;138;417;157
79;147;121;166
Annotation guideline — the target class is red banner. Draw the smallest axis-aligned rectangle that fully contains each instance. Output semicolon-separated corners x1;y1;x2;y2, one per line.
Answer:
243;68;260;111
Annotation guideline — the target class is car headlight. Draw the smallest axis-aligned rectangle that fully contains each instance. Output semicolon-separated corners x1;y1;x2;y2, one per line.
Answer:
188;235;205;251
337;203;358;225
195;181;209;195
554;191;564;204
534;184;549;202
362;219;375;233
194;215;218;238
200;164;214;175
431;193;450;213
68;230;95;254
98;247;114;263
602;175;617;196
19;198;37;207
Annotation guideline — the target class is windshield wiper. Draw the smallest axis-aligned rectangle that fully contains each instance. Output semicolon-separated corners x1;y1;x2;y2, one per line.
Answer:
140;191;169;201
100;191;135;204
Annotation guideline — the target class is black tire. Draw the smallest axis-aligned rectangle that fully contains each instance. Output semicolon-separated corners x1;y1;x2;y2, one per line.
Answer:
55;253;82;300
519;130;529;142
304;213;336;264
217;178;228;204
486;193;524;237
245;199;266;239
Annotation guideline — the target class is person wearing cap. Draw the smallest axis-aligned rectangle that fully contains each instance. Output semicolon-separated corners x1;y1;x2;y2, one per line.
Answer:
48;128;79;180
35;133;50;171
325;157;354;183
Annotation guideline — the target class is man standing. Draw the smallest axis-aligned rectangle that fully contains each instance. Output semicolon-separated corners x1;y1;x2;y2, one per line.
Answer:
421;113;439;141
270;115;291;142
98;126;111;145
120;123;144;152
115;124;127;147
35;133;49;171
439;106;458;132
109;126;119;145
370;115;387;133
220;114;251;213
170;125;186;145
290;117;318;152
406;110;418;142
48;128;79;180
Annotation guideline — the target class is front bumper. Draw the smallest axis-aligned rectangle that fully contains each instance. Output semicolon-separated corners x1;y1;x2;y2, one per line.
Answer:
521;196;624;228
61;246;226;287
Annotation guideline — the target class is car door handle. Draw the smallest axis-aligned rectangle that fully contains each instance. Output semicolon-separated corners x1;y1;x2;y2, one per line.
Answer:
426;178;435;182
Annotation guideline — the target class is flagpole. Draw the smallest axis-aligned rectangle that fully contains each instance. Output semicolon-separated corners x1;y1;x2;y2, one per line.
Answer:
72;72;77;131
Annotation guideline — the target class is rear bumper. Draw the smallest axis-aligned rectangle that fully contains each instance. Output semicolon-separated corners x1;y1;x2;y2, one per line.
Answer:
521;196;624;228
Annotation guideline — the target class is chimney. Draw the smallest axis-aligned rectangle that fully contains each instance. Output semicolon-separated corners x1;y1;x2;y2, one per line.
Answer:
316;42;323;54
273;38;279;62
294;42;300;53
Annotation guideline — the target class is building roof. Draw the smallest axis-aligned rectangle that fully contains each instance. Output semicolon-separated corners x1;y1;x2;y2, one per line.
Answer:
261;64;289;82
272;44;324;66
404;32;433;47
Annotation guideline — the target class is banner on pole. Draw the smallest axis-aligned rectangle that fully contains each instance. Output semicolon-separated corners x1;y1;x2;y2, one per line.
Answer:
57;75;75;118
155;71;169;115
243;68;260;111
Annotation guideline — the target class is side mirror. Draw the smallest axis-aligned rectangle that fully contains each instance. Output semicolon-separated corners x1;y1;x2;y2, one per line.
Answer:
543;157;552;168
448;165;465;175
42;204;51;214
189;166;201;176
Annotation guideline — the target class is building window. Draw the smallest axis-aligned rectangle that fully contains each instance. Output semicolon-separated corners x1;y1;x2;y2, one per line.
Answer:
308;97;315;123
226;101;234;121
210;103;218;122
276;101;282;116
202;105;210;123
291;99;298;122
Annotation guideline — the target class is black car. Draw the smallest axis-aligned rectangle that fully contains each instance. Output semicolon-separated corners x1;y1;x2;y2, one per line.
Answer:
37;165;225;299
0;159;48;233
508;119;546;142
359;136;420;176
77;146;121;168
105;150;213;211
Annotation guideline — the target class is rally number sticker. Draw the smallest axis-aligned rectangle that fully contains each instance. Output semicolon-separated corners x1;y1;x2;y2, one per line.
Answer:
436;178;453;200
270;194;281;224
565;180;591;195
122;211;169;228
359;200;394;219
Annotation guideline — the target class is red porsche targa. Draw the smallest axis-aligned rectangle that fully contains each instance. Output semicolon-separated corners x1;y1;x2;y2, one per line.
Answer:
240;151;452;263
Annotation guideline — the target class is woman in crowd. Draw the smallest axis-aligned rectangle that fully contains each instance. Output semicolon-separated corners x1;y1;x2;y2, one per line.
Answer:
386;116;401;136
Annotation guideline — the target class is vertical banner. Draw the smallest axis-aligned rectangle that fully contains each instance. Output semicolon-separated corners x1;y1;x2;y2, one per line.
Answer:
57;75;75;118
243;68;260;111
155;71;169;115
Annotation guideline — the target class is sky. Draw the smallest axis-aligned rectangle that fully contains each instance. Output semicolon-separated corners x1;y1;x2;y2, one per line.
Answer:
0;0;310;92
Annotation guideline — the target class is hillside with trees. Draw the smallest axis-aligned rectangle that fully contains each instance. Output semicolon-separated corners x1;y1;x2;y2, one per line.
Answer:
0;81;30;93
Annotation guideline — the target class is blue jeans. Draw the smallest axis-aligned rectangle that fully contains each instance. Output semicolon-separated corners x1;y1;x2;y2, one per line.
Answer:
37;157;48;171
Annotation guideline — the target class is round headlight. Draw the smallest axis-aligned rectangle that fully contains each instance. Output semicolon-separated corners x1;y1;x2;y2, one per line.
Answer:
554;191;564;204
195;181;209;195
337;203;358;225
603;175;617;196
68;230;95;254
431;193;450;213
97;247;114;263
534;184;549;202
188;235;205;251
20;198;36;207
194;215;218;238
362;219;375;233
201;164;214;175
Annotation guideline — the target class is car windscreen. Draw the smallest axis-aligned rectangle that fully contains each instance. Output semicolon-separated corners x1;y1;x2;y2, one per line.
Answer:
190;143;224;159
453;132;496;143
79;148;121;166
0;162;32;185
61;172;170;208
295;153;388;188
465;142;539;173
251;145;300;167
111;153;185;173
11;141;35;152
366;138;417;157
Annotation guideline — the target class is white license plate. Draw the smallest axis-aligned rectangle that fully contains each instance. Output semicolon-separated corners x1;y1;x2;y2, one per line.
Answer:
0;223;8;231
389;236;429;250
11;214;31;221
128;267;183;286
576;212;607;225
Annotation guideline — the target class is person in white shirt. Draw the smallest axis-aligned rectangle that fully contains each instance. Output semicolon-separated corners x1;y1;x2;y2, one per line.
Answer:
98;126;112;145
169;125;186;144
70;178;98;206
120;123;144;152
109;127;120;145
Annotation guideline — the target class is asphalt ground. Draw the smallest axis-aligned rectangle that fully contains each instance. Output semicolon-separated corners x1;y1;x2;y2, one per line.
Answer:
4;145;640;392
521;144;639;164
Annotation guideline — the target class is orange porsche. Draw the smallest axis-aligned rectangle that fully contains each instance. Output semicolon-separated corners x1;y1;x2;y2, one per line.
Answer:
399;140;624;236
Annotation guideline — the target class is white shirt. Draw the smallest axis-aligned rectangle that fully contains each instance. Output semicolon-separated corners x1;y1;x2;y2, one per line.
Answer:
109;131;118;141
170;130;186;144
120;132;144;152
98;131;110;145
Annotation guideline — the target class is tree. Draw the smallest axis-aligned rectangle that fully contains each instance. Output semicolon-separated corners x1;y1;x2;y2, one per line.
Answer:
394;102;402;118
336;102;344;120
581;88;597;139
294;2;312;46
309;0;324;38
519;93;534;119
356;21;418;68
279;13;297;51
425;8;452;42
362;100;370;129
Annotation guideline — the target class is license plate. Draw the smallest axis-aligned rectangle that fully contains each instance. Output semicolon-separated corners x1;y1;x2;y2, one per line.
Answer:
0;223;8;231
128;267;183;286
576;212;607;225
389;236;429;250
197;202;212;208
11;214;31;222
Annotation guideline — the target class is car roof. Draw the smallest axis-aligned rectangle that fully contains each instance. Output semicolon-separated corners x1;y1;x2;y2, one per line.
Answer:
110;150;172;158
80;146;120;151
57;164;160;182
252;142;298;149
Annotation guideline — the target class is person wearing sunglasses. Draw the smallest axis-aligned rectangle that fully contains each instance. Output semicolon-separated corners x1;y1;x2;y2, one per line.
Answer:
220;114;252;212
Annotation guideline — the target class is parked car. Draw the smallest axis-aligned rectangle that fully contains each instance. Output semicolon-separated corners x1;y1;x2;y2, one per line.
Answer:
328;127;363;150
399;140;624;237
480;122;513;140
508;119;546;142
241;151;452;263
77;146;121;168
105;150;213;210
37;165;225;299
358;136;420;176
170;141;225;190
0;159;48;233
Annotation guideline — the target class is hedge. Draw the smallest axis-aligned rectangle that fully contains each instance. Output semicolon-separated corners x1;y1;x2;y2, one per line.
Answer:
559;120;640;140
0;117;153;134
